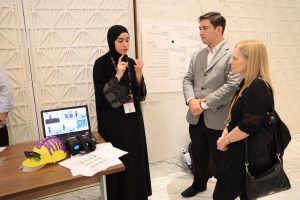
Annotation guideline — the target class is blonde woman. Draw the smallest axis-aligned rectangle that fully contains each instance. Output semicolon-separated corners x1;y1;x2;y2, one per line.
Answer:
214;40;274;200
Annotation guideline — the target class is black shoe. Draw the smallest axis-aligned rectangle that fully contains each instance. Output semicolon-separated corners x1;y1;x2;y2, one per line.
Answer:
181;185;207;197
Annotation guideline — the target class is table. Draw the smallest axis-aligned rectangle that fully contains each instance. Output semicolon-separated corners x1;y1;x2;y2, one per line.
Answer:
0;133;125;200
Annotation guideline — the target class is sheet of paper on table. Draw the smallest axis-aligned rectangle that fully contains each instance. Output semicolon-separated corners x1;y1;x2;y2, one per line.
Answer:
59;142;127;176
0;147;7;152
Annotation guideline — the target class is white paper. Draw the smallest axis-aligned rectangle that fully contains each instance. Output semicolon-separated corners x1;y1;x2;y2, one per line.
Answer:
0;147;7;152
59;143;127;177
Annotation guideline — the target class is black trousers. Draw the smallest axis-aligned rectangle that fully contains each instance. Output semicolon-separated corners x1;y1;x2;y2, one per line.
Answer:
189;114;224;187
0;125;9;147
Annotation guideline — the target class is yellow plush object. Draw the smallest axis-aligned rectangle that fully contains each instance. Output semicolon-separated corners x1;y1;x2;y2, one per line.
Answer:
22;136;67;168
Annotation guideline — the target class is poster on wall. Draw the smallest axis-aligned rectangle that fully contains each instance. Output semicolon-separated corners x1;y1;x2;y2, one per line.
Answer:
141;19;204;93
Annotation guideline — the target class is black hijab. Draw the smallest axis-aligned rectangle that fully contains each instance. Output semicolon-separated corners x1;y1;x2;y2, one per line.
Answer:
107;25;129;60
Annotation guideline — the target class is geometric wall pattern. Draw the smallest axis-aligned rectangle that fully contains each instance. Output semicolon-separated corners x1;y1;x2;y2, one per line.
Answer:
0;0;133;144
0;0;38;144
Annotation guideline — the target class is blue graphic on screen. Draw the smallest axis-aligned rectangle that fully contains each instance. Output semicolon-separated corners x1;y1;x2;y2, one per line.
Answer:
42;107;89;137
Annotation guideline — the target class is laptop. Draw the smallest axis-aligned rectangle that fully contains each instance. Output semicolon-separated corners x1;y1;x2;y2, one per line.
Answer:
41;105;92;140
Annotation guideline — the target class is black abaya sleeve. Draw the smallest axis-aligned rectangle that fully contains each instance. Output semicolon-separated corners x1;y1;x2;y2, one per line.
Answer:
103;76;129;108
93;56;129;109
237;79;272;135
136;76;147;101
128;58;147;102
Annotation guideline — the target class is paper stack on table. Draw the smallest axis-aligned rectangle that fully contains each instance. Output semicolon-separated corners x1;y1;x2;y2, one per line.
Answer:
59;142;127;176
0;147;7;152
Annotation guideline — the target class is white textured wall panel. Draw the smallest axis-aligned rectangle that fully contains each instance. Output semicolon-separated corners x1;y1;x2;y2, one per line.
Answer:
0;0;38;144
23;0;133;139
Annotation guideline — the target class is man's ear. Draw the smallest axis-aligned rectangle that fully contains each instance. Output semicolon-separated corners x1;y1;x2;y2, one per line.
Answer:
217;26;223;35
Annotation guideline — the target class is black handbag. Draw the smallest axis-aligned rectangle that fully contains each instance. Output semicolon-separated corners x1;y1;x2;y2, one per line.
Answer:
245;88;291;199
268;110;291;155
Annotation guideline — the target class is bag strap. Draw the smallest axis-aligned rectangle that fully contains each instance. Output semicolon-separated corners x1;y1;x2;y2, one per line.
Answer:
244;81;281;173
266;87;282;159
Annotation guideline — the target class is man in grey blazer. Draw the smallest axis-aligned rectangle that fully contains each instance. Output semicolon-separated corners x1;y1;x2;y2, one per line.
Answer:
182;12;241;197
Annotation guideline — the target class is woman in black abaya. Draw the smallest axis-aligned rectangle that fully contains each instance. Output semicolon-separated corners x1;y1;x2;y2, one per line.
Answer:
93;25;152;200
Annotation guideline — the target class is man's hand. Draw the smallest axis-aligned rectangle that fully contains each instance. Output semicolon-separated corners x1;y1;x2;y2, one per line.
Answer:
0;112;8;129
188;98;204;116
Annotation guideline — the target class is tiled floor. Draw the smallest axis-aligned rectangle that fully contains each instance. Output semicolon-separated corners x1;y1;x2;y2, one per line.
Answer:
39;134;300;200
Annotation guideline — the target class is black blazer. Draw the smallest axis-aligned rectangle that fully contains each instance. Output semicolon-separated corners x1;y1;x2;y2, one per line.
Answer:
228;78;275;175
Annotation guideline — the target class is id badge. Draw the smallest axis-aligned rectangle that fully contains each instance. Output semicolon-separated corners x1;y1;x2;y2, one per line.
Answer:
123;94;136;114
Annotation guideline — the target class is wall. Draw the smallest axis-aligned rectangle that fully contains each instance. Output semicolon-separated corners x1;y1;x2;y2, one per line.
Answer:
0;0;37;143
0;0;135;144
136;0;300;162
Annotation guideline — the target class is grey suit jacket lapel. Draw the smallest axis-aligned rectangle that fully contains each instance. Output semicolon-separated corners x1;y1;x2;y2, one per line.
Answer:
205;42;230;72
196;48;208;73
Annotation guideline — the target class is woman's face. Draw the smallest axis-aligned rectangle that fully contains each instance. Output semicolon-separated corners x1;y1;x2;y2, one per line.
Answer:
230;47;248;75
114;32;130;55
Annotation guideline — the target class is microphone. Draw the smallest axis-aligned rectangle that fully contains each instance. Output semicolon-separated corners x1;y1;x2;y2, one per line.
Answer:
121;54;128;62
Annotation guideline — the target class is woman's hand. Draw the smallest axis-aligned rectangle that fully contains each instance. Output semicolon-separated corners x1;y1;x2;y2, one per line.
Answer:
135;58;144;85
217;128;229;151
115;55;128;81
134;58;144;75
221;127;228;137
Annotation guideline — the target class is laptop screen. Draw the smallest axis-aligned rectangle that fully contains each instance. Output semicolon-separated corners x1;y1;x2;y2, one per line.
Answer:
41;105;91;138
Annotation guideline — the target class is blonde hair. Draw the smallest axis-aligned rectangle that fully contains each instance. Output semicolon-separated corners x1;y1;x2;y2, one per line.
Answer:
235;40;273;92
